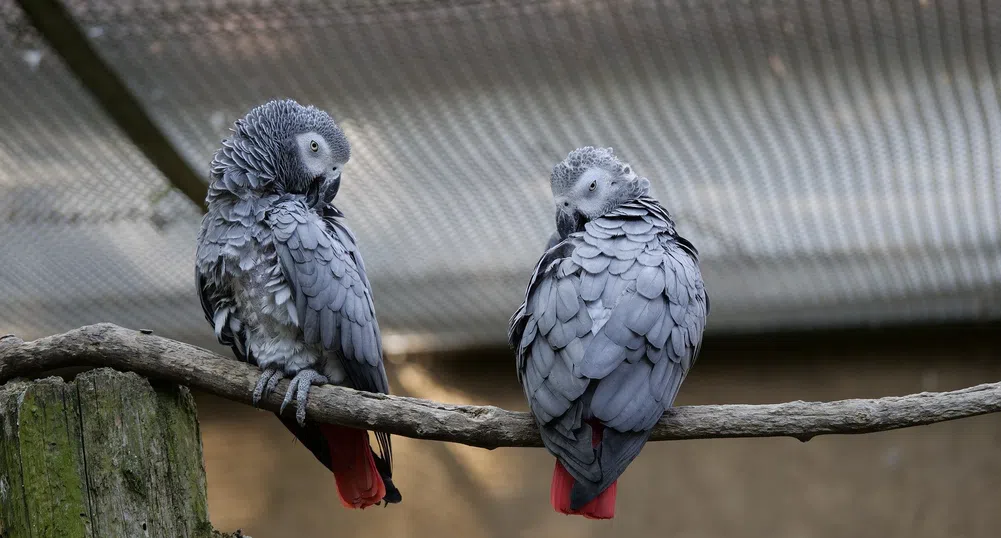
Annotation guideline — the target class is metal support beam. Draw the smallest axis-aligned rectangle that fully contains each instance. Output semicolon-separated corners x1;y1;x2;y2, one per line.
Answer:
15;0;208;212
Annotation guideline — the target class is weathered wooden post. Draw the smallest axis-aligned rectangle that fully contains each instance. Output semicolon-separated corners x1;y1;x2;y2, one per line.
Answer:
0;368;218;538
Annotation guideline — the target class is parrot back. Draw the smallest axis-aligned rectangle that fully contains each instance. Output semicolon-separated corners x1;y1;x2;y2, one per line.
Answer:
509;195;709;511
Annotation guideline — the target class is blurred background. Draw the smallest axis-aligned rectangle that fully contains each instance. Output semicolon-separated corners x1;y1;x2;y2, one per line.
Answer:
1;0;999;536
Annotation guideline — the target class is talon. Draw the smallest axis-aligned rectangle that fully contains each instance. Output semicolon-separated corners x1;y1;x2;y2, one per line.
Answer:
295;375;312;425
280;383;296;415
265;369;283;396
252;367;282;406
280;369;328;426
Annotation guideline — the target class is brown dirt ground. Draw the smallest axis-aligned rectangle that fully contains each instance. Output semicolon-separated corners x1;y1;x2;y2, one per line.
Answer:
195;324;1001;538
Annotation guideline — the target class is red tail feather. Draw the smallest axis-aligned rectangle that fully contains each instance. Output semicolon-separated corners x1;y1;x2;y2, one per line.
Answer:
319;424;386;509
549;421;616;519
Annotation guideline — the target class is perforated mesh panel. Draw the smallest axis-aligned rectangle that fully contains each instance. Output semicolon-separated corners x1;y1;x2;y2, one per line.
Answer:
2;0;999;350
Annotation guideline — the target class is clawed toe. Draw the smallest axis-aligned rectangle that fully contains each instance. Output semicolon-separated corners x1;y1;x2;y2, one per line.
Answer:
252;367;283;406
279;369;329;426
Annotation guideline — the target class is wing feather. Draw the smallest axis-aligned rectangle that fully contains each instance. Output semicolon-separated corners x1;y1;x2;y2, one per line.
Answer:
269;200;393;467
510;196;709;504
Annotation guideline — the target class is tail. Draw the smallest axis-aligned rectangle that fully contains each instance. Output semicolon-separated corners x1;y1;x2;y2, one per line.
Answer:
319;424;390;509
549;421;617;519
551;462;617;519
279;417;401;508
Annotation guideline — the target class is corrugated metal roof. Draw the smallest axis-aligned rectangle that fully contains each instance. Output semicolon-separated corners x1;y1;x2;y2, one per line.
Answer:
1;0;999;350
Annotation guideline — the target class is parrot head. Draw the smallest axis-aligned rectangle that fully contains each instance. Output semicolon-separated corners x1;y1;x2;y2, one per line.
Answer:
210;99;350;208
549;146;651;239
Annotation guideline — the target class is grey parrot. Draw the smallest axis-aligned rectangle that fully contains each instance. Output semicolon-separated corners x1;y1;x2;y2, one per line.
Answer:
195;99;400;508
508;147;709;519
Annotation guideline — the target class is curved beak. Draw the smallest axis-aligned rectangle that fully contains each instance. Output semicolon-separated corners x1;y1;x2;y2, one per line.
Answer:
556;208;586;239
305;176;323;208
321;171;341;205
307;171;341;209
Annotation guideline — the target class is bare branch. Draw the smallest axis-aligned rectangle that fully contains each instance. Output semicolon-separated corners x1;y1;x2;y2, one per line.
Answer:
1;324;998;450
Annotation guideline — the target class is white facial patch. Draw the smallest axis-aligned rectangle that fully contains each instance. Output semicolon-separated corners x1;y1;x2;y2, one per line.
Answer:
577;167;609;191
295;132;332;178
575;167;614;216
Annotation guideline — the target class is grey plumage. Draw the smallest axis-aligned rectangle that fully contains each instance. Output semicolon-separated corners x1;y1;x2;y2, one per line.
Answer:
509;147;709;510
195;99;399;504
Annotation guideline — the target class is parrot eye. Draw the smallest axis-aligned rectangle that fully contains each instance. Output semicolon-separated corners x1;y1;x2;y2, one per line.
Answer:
623;166;631;175
589;181;597;191
309;140;319;152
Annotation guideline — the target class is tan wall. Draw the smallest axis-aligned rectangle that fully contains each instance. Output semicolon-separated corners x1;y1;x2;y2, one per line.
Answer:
195;325;1001;537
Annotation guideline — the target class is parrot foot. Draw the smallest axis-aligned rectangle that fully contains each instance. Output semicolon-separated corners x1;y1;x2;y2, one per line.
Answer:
280;368;329;426
252;366;283;406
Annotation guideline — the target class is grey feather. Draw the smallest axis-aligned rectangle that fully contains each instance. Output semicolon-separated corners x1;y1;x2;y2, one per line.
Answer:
546;316;578;349
620;219;654;235
538;290;559;335
320;308;337;348
607;257;634;275
524;349;546;390
579;270;608;302
661;362;686;405
546;353;590;401
650;357;677;401
591;217;624;230
625;295;666;336
533;335;557;375
613;205;650;217
533;382;572;420
509;149;709;507
578;330;627;379
571;301;594;338
196;100;397;492
590;361;650;423
558;339;584;373
541;427;601;482
573;244;602;259
579;255;611;274
646;315;670;350
520;318;539;351
555;278;579;322
600;275;631;306
268;201;388;392
570;429;652;510
599;302;638;346
635;265;666;299
553;402;583;440
605;381;657;431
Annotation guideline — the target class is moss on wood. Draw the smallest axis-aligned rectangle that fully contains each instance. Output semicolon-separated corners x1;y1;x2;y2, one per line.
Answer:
0;369;212;538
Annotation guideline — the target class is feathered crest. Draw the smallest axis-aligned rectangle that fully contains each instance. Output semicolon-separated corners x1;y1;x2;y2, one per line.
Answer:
206;99;349;200
550;146;632;192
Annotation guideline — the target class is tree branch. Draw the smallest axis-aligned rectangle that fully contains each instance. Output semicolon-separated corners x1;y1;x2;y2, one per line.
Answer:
1;324;998;449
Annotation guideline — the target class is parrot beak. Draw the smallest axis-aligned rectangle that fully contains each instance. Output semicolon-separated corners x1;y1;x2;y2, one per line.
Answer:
556;208;586;239
322;172;341;205
305;176;324;208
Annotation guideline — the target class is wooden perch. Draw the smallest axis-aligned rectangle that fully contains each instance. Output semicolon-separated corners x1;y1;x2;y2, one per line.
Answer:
1;323;1000;450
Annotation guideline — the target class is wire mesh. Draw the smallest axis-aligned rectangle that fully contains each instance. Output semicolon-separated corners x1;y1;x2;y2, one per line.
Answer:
1;0;999;350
